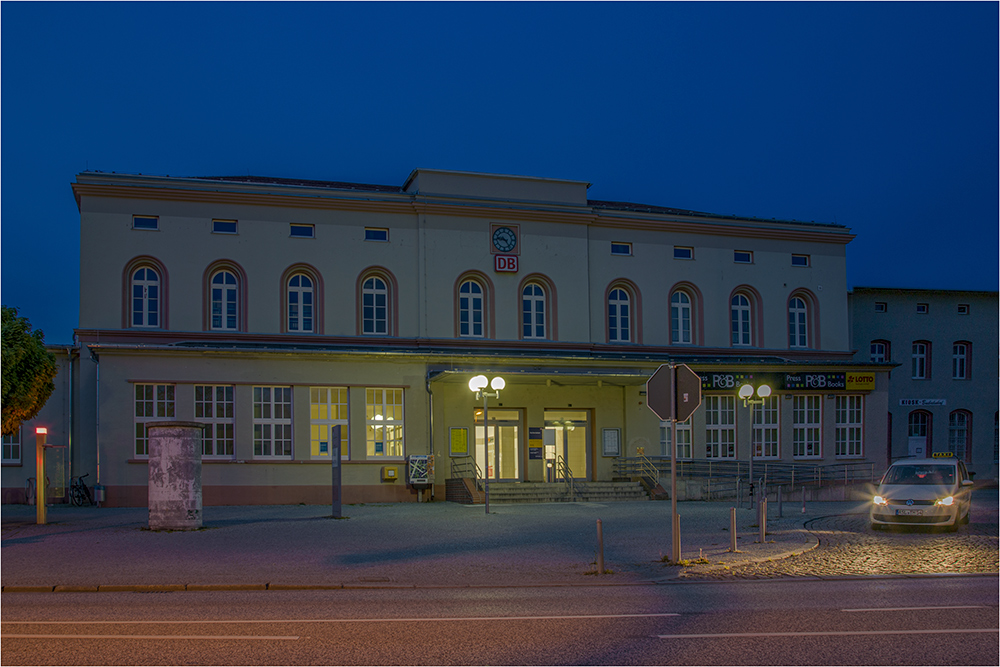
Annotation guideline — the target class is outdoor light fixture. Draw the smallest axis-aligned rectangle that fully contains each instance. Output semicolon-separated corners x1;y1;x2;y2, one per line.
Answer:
469;374;505;515
738;383;771;407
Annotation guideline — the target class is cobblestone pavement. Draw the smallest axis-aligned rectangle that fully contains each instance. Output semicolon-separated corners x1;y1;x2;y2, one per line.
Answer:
686;512;999;579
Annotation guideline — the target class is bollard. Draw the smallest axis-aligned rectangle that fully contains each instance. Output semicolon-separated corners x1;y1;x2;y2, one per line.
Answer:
760;498;767;542
596;519;605;575
729;507;738;552
801;485;806;513
778;485;783;518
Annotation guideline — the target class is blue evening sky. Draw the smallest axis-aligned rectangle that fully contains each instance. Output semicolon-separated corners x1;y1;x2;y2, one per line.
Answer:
2;2;997;344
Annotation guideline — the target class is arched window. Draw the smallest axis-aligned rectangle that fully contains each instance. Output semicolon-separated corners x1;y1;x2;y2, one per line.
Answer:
210;270;239;331
870;340;890;363
362;276;389;335
670;290;692;344
287;274;314;333
131;267;160;328
731;294;752;346
459;279;484;338
788;296;808;348
522;283;546;339
608;288;631;343
952;342;970;380
912;341;930;379
948;411;971;461
908;410;931;457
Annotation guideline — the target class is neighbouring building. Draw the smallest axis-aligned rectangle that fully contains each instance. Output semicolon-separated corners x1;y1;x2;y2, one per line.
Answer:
2;169;894;506
849;287;998;482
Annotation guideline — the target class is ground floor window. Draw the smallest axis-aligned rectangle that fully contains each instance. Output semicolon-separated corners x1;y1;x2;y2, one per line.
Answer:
752;396;780;458
659;418;692;459
704;396;736;459
134;383;175;457
366;388;404;457
311;387;349;458
195;385;235;458
2;427;21;464
253;386;292;458
792;395;821;458
835;395;864;458
947;411;970;461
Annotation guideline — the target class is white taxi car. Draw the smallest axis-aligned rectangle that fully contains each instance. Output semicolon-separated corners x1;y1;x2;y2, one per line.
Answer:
870;453;973;531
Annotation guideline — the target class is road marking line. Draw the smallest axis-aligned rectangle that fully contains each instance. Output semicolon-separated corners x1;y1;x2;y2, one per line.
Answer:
841;605;988;612
657;628;998;639
2;612;680;625
2;634;299;641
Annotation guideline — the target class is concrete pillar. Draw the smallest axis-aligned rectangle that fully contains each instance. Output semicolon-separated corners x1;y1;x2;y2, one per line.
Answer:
147;421;205;530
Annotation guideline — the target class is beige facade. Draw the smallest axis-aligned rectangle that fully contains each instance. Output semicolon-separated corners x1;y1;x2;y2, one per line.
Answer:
3;169;892;506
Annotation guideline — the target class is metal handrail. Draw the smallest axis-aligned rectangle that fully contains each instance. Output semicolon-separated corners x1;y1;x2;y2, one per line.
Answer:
555;455;576;501
450;457;485;492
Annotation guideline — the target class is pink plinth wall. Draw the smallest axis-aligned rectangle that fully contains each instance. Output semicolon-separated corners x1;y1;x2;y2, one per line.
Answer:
147;421;205;530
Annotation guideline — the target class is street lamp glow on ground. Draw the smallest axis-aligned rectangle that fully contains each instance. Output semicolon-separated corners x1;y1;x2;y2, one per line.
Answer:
469;375;504;514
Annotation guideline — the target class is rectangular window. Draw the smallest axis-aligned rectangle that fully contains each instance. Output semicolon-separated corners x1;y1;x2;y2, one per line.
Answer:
734;250;753;264
213;219;238;234
132;215;159;230
310;387;349;458
659;418;692;459
874;302;887;313
253;386;292;458
365;228;389;242
366;388;404;457
290;223;315;238
948;412;969;460
912;342;929;379
952;343;969;380
916;303;929;314
958;304;969;315
791;254;810;267
704;396;736;459
835;395;864;457
195;385;235;458
673;246;693;260
611;242;632;256
792;395;822;458
134;383;175;457
2;428;21;464
752;396;780;458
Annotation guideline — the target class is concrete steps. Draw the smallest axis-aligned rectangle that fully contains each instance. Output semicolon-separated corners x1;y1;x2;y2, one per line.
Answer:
448;480;650;504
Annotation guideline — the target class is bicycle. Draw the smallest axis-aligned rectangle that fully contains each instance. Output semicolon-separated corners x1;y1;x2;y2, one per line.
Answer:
25;476;51;505
70;473;94;507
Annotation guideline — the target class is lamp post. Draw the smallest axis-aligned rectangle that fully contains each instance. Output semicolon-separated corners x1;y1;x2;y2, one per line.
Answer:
469;374;505;515
738;383;771;510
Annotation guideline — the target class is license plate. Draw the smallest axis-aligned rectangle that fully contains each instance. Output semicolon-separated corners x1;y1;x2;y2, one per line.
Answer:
896;509;923;516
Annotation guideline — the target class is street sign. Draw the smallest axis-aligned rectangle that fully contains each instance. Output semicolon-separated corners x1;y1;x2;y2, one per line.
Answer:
674;364;702;422
646;364;674;421
646;364;702;422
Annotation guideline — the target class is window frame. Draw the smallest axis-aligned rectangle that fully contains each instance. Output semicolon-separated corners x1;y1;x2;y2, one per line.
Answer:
704;396;736;459
289;223;315;239
947;410;972;462
287;273;315;333
734;250;753;264
911;341;930;380
731;293;752;347
792;394;822;459
916;303;929;314
874;302;887;313
2;427;22;464
310;387;349;459
458;279;486;338
130;266;161;328
835;395;864;458
673;246;694;260
252;386;293;459
670;289;693;345
952;342;970;380
752;395;780;459
134;383;176;458
366;388;404;459
607;286;632;343
788;296;809;349
610;242;633;256
195;385;235;459
791;254;810;267
870;340;890;363
660;418;692;459
212;219;238;234
365;228;389;242
132;215;159;231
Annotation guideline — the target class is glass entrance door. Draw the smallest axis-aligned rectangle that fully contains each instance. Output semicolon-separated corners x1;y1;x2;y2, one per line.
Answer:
544;410;589;480
474;409;521;481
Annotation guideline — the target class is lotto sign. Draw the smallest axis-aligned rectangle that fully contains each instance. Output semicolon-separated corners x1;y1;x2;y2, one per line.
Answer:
495;255;518;272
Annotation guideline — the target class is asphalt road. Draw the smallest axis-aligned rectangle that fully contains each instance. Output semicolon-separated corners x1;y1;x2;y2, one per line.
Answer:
2;576;996;665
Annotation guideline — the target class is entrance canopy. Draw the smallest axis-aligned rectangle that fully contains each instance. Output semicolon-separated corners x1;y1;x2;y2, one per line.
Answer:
427;367;654;387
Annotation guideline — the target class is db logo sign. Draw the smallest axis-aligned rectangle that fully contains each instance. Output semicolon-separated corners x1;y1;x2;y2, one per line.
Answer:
495;255;518;272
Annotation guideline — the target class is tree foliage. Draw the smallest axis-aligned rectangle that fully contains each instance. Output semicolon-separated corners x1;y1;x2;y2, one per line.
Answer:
2;306;58;436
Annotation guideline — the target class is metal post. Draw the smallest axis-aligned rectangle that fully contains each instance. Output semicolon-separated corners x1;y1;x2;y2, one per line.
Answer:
729;507;737;552
35;428;47;525
844;465;849;501
483;391;490;515
777;485;783;518
331;425;342;519
760;498;767;542
596;519;605;574
801;484;806;513
669;363;680;563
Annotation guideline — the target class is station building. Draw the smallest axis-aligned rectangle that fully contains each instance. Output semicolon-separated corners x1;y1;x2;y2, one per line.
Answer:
849;287;998;481
3;169;893;506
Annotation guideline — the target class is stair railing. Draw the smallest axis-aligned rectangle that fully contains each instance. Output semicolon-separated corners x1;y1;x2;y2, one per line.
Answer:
555;455;576;501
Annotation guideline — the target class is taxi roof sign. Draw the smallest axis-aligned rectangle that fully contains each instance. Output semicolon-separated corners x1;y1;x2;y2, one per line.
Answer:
931;452;955;458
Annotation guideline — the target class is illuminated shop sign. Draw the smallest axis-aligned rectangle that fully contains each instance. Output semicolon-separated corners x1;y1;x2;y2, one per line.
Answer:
699;371;873;392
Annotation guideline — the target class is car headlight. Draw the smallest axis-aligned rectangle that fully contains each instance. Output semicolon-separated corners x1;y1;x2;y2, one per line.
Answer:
873;495;888;506
936;496;955;506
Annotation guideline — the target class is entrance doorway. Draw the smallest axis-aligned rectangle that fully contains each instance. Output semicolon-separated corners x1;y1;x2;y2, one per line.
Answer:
474;409;521;481
544;410;589;480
